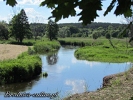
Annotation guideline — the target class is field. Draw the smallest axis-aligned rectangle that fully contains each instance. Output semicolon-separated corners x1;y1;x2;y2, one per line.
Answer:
0;44;29;61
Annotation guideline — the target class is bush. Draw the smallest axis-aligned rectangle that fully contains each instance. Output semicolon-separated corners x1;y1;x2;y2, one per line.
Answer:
34;41;60;53
0;54;42;84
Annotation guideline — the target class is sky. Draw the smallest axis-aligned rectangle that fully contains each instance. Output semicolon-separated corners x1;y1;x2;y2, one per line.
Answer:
0;0;124;24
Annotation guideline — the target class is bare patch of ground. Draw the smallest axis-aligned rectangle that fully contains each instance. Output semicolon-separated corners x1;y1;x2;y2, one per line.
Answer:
64;67;133;100
0;44;28;60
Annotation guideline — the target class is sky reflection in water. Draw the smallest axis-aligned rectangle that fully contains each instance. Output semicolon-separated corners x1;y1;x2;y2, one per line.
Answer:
0;47;131;100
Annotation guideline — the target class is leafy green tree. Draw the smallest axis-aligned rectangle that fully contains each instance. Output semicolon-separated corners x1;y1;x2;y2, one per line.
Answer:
112;30;119;38
92;32;99;40
106;33;111;39
30;23;45;41
10;9;32;43
46;20;58;41
0;21;9;40
58;26;70;38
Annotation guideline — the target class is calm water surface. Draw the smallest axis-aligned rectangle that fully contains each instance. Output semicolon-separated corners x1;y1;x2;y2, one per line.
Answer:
0;46;131;100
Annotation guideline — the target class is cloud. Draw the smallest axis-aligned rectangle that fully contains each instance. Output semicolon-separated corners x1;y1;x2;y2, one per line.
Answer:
24;8;48;23
17;0;43;5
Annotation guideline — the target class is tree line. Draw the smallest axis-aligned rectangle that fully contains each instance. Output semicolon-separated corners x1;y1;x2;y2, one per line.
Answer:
0;9;128;43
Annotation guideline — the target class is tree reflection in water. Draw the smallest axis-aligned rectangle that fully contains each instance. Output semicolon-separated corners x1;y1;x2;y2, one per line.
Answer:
46;53;58;65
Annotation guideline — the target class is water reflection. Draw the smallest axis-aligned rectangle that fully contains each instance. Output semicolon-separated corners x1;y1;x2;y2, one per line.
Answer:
46;53;58;65
0;76;41;93
72;57;100;67
65;80;87;94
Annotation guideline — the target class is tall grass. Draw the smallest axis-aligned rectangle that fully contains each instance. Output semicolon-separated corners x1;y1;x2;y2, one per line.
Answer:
58;37;128;47
75;45;133;63
0;53;42;84
34;40;60;53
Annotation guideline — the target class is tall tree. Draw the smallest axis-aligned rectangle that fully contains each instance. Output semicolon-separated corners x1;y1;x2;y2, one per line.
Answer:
0;21;9;40
46;20;58;41
10;9;32;43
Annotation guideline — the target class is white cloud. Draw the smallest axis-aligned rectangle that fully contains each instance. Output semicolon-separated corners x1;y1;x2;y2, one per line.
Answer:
24;8;48;23
65;80;87;94
17;0;43;5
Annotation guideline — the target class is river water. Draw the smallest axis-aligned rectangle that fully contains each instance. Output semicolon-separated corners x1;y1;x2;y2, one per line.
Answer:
0;46;131;100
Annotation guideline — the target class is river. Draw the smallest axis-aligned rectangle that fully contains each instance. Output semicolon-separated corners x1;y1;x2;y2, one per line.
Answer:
0;46;131;100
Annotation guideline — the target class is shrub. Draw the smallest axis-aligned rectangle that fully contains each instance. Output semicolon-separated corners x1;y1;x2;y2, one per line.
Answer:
0;55;42;84
34;41;60;54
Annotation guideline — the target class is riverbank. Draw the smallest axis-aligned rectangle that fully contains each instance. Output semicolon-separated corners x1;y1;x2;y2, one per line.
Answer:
64;65;133;100
62;38;133;100
74;46;133;62
0;40;60;85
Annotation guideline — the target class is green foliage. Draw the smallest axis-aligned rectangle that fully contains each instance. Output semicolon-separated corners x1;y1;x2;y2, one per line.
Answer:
28;47;36;55
30;23;45;41
9;9;32;43
74;39;133;62
42;72;48;77
58;37;104;46
46;20;59;41
5;0;17;7
106;33;111;39
34;40;60;53
0;21;9;40
129;97;133;100
92;31;100;40
0;54;42;84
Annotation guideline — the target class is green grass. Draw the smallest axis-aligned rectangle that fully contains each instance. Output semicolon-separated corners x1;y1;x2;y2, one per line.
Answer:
75;45;133;63
58;37;130;47
66;37;133;63
0;52;42;85
34;40;60;54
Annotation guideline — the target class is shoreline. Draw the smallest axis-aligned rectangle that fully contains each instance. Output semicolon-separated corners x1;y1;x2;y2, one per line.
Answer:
64;66;133;100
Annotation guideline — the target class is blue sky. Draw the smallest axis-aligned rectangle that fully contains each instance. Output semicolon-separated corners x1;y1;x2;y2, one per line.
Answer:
0;0;124;24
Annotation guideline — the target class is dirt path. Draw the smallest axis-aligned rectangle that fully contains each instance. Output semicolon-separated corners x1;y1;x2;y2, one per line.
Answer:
0;44;28;60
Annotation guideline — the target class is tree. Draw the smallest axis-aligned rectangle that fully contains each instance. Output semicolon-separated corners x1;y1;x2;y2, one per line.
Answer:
92;32;99;40
0;21;9;40
46;20;58;41
10;9;32;43
30;23;45;41
106;33;111;39
4;0;133;25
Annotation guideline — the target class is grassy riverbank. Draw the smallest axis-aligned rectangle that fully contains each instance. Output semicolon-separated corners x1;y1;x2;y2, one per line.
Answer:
0;52;42;84
0;39;60;84
64;37;133;63
75;46;133;62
